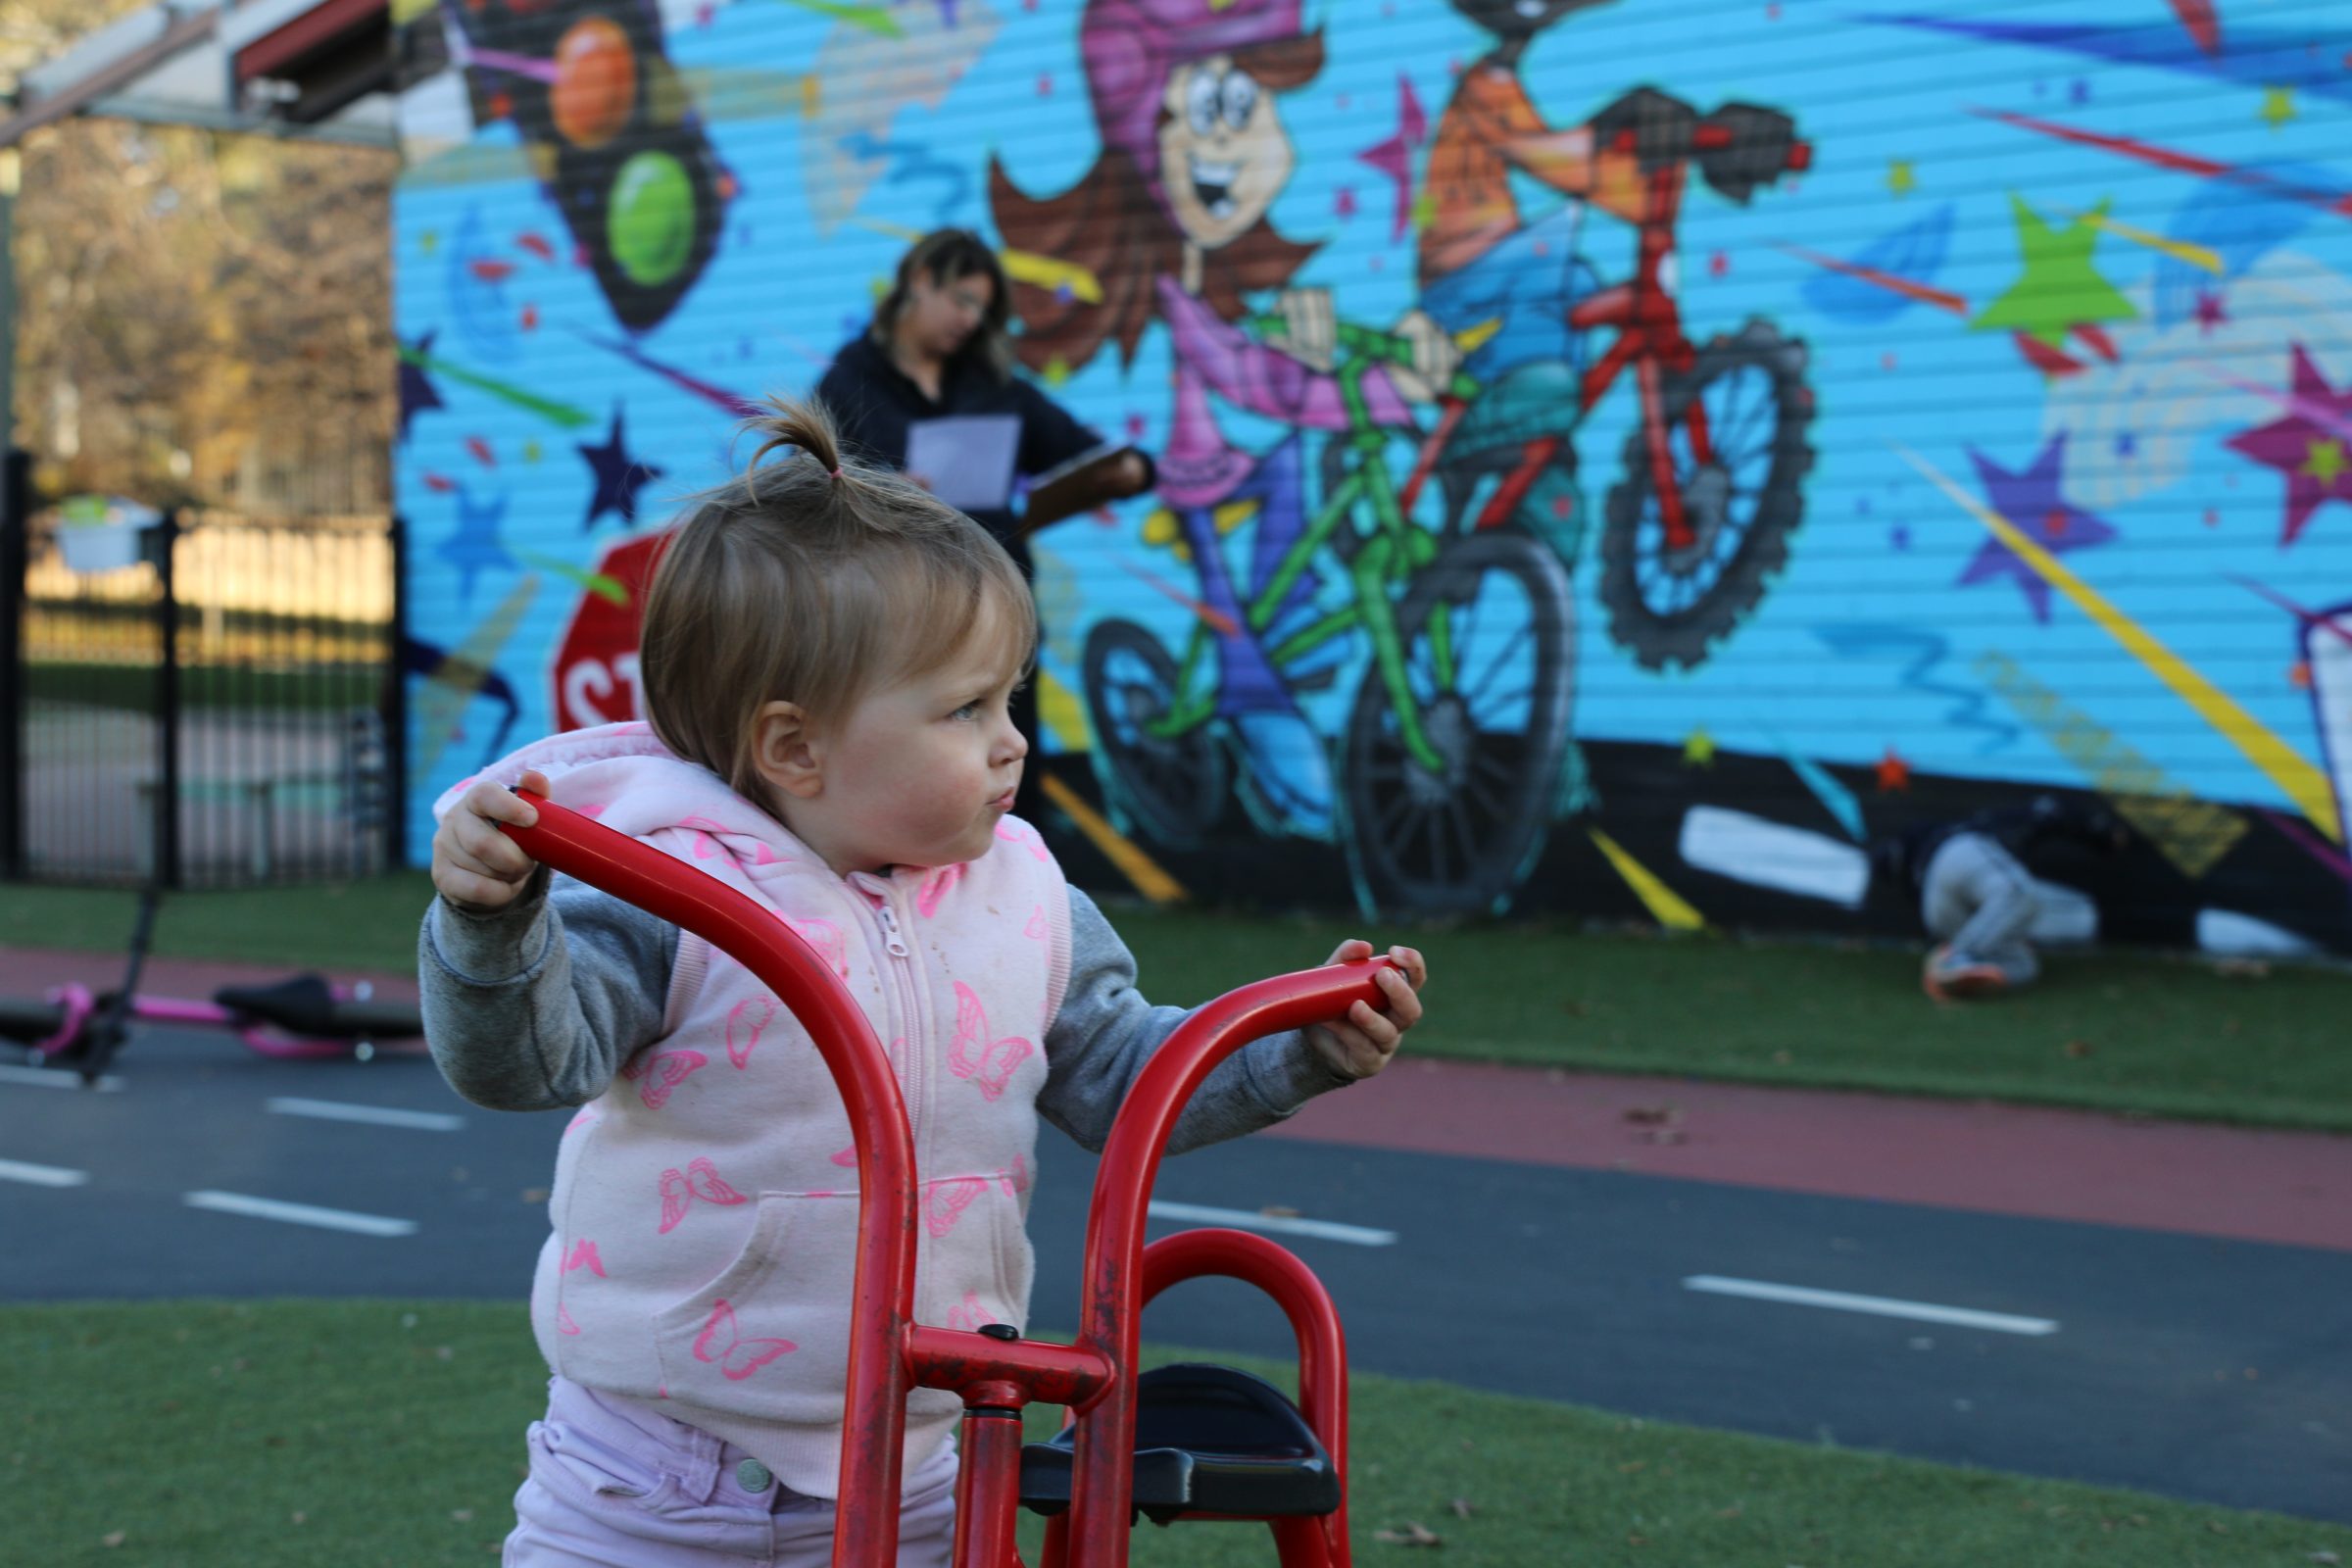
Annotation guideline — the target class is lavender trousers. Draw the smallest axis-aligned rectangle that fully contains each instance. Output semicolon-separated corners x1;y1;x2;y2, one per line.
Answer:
504;1377;959;1567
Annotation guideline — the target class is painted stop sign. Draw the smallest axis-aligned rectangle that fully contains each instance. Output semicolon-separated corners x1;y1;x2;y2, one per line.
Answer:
551;529;672;731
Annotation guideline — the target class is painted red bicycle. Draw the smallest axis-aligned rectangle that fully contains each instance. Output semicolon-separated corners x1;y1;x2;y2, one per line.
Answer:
504;793;1395;1567
1410;91;1817;670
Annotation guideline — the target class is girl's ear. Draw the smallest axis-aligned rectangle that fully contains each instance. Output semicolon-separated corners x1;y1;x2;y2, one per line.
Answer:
751;701;824;799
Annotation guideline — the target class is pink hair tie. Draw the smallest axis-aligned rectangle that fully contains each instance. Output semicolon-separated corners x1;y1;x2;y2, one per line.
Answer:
828;466;842;480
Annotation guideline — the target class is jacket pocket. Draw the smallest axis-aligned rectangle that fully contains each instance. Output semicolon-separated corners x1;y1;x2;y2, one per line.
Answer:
651;1192;855;1422
914;1181;1034;1338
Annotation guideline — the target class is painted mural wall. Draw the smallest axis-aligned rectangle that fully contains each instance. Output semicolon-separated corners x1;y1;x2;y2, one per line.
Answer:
392;0;2352;956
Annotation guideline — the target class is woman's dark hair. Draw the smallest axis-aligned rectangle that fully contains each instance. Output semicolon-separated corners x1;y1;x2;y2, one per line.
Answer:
869;228;1016;381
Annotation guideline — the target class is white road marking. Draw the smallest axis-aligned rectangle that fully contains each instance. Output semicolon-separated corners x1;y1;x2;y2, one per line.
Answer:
0;1063;122;1092
1683;1275;2059;1336
0;1157;89;1188
1147;1200;1397;1248
266;1097;464;1133
183;1191;417;1238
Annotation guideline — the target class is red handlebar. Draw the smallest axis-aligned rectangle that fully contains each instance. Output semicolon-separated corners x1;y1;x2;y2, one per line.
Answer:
498;791;1396;1566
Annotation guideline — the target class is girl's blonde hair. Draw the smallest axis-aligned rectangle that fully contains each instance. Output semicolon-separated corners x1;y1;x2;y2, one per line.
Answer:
638;396;1036;804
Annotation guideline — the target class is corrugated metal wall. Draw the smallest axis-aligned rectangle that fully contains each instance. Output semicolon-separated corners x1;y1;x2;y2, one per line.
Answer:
390;0;2352;954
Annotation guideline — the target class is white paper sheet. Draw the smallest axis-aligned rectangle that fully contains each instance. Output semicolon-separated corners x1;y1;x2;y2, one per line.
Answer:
905;416;1021;512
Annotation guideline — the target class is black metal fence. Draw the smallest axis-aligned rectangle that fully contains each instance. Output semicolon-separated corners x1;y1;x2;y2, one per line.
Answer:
3;474;400;888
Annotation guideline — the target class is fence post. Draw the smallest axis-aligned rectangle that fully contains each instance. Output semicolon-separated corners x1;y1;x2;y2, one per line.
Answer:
384;511;409;870
0;448;24;880
153;506;181;889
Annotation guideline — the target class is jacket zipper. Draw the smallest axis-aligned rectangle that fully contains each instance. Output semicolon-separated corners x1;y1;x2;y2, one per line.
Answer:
859;881;925;1170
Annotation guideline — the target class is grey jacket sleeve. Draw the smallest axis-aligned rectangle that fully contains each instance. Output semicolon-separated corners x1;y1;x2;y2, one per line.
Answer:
1037;886;1355;1155
418;870;679;1111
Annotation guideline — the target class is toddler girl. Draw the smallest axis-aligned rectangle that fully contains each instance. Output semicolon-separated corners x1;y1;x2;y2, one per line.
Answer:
420;398;1428;1566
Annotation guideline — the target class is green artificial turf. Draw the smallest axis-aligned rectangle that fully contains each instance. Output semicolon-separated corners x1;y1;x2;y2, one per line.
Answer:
4;873;2347;1129
4;1299;2344;1567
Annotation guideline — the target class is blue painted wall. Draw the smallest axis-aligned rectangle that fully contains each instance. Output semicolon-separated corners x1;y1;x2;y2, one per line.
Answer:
393;0;2352;954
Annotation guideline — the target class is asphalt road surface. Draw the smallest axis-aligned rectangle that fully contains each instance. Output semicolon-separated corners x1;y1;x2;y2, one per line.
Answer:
4;1026;2347;1524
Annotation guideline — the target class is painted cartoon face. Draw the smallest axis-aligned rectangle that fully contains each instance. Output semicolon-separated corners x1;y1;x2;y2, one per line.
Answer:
1450;0;1615;37
1157;54;1294;250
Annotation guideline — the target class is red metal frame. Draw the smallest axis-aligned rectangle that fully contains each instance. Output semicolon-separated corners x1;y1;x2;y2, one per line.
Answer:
502;792;1393;1566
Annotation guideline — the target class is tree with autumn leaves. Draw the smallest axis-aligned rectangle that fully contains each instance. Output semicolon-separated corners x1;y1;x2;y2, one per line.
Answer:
1;0;396;518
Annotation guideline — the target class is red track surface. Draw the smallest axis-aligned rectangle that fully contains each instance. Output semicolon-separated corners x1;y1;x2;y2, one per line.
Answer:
1271;1055;2352;1254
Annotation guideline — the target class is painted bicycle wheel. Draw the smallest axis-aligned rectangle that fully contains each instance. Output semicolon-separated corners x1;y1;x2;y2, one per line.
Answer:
1080;618;1227;847
1598;318;1815;670
1342;532;1575;917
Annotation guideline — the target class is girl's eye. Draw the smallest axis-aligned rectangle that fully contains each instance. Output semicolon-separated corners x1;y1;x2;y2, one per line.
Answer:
1186;70;1219;135
1220;71;1257;130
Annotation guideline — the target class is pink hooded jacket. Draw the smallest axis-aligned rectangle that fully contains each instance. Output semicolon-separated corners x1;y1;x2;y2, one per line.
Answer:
436;722;1071;1497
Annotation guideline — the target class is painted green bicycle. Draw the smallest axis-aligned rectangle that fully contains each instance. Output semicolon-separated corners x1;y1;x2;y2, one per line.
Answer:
1080;317;1577;918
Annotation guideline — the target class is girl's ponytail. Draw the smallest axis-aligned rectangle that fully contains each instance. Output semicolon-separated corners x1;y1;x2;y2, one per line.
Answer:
745;396;850;494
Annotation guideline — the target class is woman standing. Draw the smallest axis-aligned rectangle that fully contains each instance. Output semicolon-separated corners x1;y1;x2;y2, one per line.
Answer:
819;229;1152;825
817;228;1153;578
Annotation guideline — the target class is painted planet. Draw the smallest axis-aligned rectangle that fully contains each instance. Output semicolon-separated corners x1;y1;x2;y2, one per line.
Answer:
553;17;636;149
608;151;696;287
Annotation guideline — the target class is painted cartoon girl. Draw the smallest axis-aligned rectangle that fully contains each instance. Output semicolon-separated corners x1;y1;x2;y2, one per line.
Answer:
989;0;1458;840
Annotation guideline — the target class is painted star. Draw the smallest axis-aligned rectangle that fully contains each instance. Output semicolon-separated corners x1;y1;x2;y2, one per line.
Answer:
1972;196;2136;352
1956;433;2120;621
577;406;665;533
398;331;445;443
2194;288;2230;335
2224;345;2352;546
1887;160;1916;197
2262;85;2296;128
438;487;515;604
1876;749;1912;793
1682;728;1717;766
1355;74;1427;243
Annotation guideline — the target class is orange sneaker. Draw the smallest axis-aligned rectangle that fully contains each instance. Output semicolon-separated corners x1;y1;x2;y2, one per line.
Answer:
1925;945;2008;1001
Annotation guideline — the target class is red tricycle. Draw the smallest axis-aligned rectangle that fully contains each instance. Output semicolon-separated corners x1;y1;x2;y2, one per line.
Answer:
505;792;1394;1567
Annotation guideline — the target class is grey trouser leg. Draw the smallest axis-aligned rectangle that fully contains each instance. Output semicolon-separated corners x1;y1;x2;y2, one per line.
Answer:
1921;833;2041;985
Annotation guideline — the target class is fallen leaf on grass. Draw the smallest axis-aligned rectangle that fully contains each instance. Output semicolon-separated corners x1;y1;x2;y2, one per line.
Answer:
2309;1551;2340;1564
1448;1497;1473;1519
1373;1522;1444;1547
452;1509;475;1522
101;1533;125;1548
2061;1040;2094;1058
